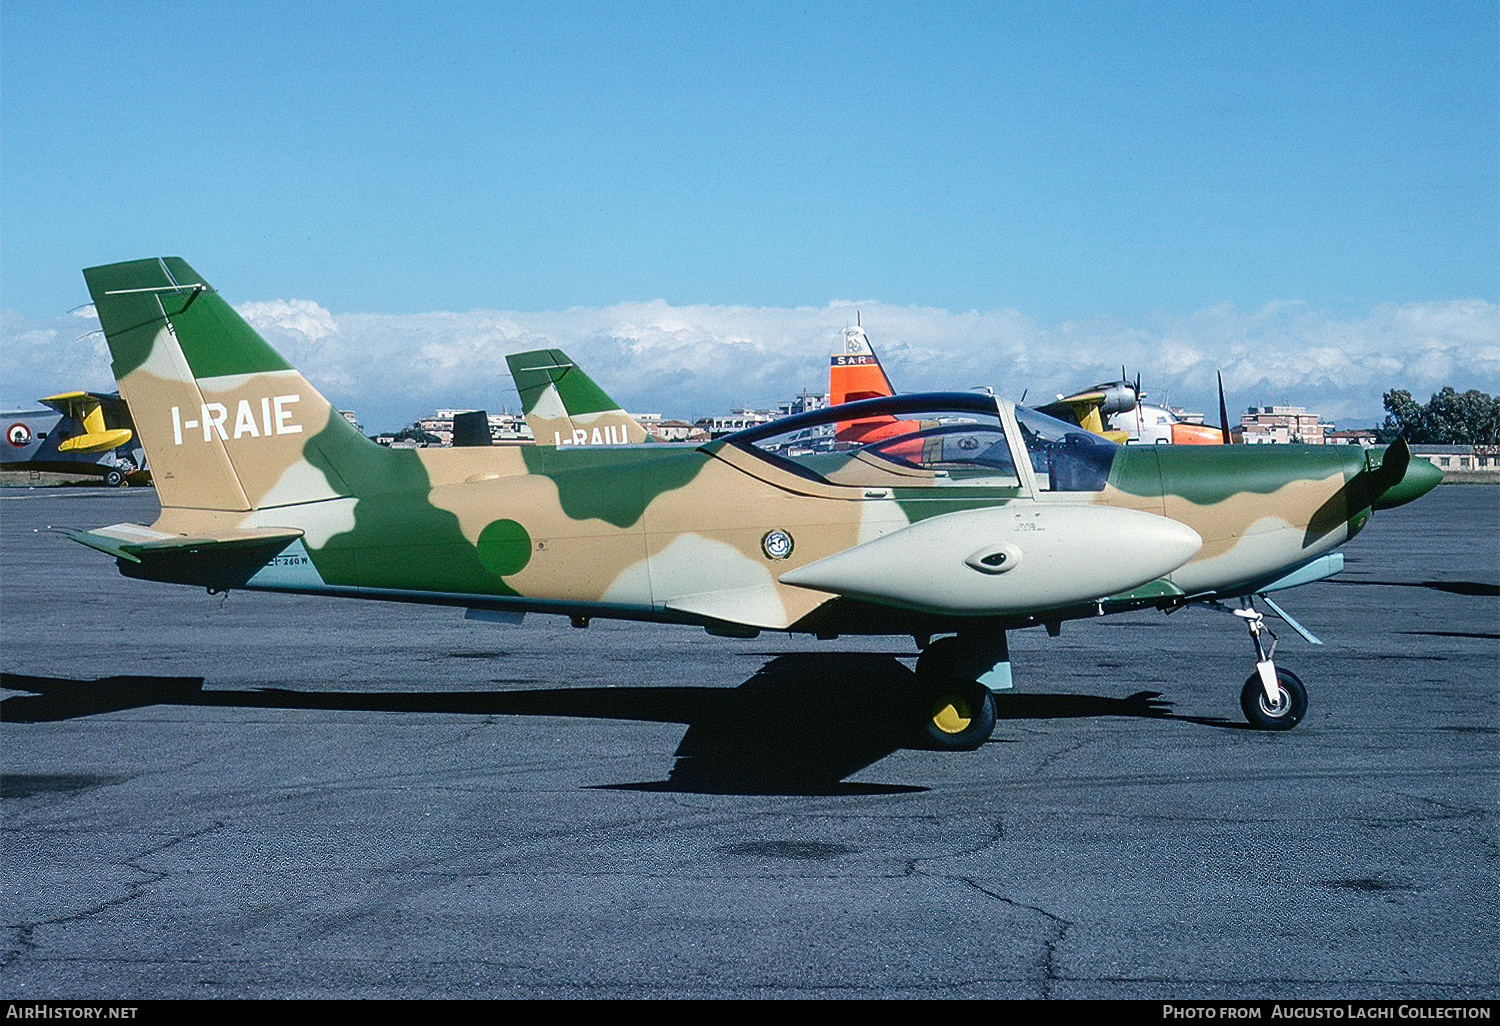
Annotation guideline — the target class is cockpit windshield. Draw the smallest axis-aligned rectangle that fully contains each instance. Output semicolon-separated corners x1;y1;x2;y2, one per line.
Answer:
720;393;1021;490
716;393;1120;493
1013;406;1119;491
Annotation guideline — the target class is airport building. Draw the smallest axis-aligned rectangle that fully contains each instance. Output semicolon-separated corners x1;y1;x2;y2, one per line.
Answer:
1410;444;1500;482
1235;405;1330;445
694;391;830;438
376;408;534;447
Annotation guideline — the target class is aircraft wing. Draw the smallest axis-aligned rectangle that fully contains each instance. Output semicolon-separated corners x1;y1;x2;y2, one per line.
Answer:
1035;381;1138;444
1034;393;1128;443
37;391;135;454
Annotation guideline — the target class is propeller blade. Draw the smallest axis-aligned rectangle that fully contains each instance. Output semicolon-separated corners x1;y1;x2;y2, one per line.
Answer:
1305;438;1415;543
1217;371;1232;444
1344;439;1412;514
1364;437;1411;506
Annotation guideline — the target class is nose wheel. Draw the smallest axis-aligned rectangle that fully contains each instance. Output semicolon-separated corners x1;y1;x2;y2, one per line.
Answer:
1240;667;1307;731
1222;598;1311;730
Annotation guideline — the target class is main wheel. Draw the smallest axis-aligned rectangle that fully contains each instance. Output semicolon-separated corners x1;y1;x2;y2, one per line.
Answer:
915;638;997;751
922;680;997;751
103;468;127;488
1240;668;1307;731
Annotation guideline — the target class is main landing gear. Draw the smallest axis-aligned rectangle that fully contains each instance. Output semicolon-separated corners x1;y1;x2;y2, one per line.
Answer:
1225;598;1310;731
102;458;137;488
912;634;1008;751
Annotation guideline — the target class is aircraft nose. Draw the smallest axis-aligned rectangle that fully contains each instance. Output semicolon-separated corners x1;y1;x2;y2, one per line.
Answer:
1373;454;1444;510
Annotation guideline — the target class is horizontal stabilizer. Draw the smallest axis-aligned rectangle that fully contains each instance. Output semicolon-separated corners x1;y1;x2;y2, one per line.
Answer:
65;523;303;565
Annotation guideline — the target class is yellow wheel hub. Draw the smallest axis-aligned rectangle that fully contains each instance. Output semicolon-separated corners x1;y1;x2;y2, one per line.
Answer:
931;697;973;735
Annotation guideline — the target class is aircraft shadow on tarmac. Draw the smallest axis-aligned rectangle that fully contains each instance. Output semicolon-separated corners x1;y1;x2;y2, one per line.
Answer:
1323;578;1500;641
1328;577;1500;598
6;654;1192;796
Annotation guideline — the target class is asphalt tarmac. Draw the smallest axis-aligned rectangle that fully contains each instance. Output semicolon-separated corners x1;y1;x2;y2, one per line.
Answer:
2;484;1496;1000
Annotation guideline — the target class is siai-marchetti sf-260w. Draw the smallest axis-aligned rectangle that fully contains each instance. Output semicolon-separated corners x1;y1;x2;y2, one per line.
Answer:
68;257;1442;750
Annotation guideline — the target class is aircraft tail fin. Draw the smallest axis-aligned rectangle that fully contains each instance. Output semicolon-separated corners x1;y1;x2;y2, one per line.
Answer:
504;349;650;446
82;257;373;512
829;324;895;406
829;324;900;444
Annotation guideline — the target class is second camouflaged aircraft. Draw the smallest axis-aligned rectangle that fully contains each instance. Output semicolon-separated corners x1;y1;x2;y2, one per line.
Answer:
69;258;1442;749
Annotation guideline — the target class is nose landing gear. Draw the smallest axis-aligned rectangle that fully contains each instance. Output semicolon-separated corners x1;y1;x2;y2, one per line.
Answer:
1222;598;1310;730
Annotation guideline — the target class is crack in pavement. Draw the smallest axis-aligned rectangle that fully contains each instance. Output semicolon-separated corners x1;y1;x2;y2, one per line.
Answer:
1;820;228;971
958;876;1076;1000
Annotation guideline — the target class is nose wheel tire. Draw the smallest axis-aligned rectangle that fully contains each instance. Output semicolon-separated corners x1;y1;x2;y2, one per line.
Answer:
1240;668;1307;731
103;468;128;488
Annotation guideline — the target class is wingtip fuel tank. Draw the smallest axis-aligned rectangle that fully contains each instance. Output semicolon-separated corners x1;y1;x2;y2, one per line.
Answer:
778;505;1203;616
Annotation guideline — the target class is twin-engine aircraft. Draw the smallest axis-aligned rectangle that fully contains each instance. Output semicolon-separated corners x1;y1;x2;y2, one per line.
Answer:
68;258;1441;749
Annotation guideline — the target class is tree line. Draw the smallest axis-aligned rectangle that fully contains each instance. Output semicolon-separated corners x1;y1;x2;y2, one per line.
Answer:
1379;387;1500;445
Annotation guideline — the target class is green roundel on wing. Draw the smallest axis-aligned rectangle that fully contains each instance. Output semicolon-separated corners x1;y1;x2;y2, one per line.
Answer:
477;519;532;578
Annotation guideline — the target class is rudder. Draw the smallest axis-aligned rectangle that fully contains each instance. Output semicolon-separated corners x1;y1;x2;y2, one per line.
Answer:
84;257;369;511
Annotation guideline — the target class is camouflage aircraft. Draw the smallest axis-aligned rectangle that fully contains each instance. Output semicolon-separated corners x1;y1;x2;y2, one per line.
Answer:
68;258;1443;750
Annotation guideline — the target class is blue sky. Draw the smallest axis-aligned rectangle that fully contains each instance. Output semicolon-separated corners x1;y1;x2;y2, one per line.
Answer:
3;1;1496;429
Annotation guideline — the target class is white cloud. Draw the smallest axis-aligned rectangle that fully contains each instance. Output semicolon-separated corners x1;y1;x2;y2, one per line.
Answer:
4;298;1496;432
238;299;338;346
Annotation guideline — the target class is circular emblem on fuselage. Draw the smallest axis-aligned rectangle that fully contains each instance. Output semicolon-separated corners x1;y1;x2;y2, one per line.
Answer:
762;529;794;560
7;423;32;447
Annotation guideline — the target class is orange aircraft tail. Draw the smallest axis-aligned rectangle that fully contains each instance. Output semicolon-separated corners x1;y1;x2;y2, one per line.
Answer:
829;323;895;405
830;323;904;444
